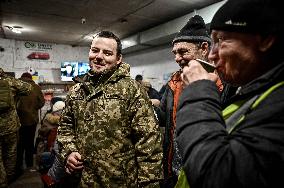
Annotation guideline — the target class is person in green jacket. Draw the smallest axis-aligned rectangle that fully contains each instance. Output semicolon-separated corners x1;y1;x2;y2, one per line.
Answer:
57;31;163;187
0;68;32;187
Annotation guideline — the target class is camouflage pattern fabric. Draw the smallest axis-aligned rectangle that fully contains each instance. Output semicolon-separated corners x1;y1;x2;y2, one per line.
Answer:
57;63;163;187
0;68;32;187
0;132;17;187
0;69;32;136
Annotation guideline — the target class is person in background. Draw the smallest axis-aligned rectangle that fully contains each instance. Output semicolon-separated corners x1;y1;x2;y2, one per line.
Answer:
57;31;163;187
0;68;32;187
158;15;223;187
16;72;45;173
47;97;64;114
142;80;161;107
158;83;167;97
34;96;64;155
65;64;74;77
36;101;65;187
72;63;95;84
176;0;284;187
135;74;143;84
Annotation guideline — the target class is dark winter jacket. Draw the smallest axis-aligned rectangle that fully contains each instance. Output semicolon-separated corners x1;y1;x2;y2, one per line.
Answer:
17;77;45;126
158;71;183;187
147;87;162;100
158;70;223;187
176;61;284;188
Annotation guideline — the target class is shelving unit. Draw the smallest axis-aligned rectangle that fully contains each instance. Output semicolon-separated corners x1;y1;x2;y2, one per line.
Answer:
39;82;74;120
39;82;74;91
39;82;74;101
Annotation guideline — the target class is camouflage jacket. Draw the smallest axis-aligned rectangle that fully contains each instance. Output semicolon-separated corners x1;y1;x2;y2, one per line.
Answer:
0;68;32;136
57;63;163;187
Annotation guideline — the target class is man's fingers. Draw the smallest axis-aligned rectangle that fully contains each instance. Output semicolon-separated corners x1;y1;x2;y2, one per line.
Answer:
65;166;72;174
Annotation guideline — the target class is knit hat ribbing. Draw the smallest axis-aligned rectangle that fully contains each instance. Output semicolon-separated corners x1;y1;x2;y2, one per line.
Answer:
173;15;211;45
52;101;65;112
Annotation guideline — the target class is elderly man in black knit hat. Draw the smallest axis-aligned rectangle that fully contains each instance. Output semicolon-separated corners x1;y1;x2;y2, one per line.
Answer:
158;15;223;188
175;0;284;187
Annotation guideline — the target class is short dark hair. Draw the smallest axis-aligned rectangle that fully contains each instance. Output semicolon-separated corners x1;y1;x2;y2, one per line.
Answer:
94;31;122;56
135;74;143;81
21;72;32;79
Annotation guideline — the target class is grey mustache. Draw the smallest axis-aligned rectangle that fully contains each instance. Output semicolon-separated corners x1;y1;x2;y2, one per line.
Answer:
179;60;189;68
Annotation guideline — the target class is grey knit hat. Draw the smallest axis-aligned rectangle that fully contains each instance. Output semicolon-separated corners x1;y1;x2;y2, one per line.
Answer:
172;15;211;45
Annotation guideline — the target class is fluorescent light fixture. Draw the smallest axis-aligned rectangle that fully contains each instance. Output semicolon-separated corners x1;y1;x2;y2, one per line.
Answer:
5;25;22;34
84;35;93;41
11;28;22;34
121;35;138;49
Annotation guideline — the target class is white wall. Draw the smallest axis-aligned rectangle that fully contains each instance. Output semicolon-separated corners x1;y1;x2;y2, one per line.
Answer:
125;44;179;90
0;38;178;90
0;38;89;82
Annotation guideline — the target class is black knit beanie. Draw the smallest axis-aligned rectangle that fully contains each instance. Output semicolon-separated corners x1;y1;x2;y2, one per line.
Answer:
210;0;282;35
172;15;211;45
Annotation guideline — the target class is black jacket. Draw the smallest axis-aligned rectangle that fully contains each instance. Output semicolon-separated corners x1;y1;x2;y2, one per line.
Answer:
176;61;284;188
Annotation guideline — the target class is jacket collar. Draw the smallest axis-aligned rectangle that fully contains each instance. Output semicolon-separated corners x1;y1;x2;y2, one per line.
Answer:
236;61;284;96
83;62;130;100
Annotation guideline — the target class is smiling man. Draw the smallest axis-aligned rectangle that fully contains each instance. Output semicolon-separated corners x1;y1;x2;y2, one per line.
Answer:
57;31;163;187
157;15;223;188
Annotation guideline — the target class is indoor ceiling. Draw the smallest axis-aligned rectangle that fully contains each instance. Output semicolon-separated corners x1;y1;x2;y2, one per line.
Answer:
0;0;222;48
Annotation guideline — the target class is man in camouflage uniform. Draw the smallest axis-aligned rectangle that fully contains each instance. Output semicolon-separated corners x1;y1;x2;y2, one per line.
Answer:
0;68;32;187
57;31;163;187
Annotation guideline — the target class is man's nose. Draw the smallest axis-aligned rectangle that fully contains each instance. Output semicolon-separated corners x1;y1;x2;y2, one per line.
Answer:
175;53;183;62
96;51;103;59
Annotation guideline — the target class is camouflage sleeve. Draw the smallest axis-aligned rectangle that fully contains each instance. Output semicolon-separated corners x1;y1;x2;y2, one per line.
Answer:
57;87;79;162
130;87;163;187
8;77;32;96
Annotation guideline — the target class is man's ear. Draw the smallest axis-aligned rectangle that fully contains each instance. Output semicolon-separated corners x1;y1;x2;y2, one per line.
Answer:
259;35;276;52
116;54;122;64
200;42;209;57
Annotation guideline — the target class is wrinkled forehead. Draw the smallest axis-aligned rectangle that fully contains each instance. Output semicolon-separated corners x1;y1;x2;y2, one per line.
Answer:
172;41;198;51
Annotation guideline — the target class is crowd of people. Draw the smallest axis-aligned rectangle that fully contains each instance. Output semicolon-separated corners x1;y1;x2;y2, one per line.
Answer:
1;0;284;187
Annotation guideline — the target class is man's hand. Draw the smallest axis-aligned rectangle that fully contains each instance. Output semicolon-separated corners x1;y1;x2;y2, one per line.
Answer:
151;99;160;107
181;60;218;87
65;152;84;174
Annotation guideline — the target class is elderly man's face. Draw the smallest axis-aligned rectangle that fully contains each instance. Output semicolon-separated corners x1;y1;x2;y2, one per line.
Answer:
209;30;266;86
89;37;122;74
172;42;207;69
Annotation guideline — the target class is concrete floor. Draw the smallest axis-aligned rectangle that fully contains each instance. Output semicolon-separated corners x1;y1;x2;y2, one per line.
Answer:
8;119;50;187
9;168;44;188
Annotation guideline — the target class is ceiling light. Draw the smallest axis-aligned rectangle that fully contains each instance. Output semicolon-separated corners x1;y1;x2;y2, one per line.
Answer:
83;35;93;41
12;28;22;34
5;25;22;34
